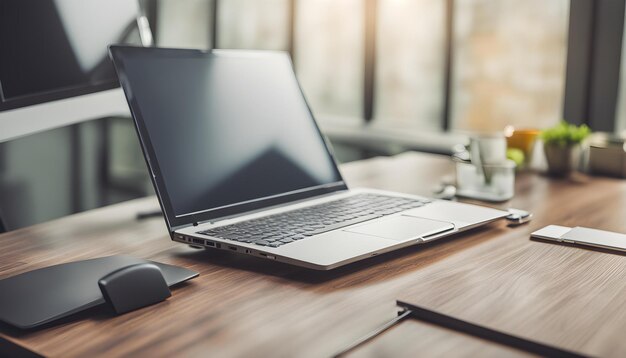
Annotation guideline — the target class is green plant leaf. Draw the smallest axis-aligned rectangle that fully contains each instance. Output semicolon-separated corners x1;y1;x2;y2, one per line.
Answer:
540;121;590;146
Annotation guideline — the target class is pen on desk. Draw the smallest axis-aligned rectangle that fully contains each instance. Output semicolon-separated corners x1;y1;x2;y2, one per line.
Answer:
334;304;586;358
332;309;413;358
396;303;587;358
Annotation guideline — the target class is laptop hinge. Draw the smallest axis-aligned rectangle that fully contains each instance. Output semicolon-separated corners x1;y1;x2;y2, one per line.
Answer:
171;222;205;233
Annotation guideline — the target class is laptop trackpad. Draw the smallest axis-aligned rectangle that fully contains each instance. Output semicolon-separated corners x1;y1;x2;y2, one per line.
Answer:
344;215;455;241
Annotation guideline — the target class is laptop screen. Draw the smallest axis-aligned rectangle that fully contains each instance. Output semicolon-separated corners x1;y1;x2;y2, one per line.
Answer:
111;47;345;226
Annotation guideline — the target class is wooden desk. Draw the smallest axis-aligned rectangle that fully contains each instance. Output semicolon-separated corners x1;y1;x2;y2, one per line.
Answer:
1;152;625;357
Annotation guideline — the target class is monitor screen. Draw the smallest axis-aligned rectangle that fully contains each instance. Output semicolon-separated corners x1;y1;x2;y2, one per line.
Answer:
111;48;345;224
0;0;145;111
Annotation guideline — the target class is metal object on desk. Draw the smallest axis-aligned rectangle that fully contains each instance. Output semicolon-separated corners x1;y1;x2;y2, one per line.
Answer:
505;208;532;226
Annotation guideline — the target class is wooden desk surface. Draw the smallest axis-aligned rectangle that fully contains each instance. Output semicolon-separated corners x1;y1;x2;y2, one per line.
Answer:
1;151;625;357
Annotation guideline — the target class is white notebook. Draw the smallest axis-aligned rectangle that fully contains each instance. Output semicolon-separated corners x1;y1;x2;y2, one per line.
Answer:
531;225;626;252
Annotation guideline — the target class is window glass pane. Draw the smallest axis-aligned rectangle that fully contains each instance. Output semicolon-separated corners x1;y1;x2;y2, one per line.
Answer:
294;0;364;120
217;0;289;50
157;0;211;49
451;0;570;132
374;0;446;131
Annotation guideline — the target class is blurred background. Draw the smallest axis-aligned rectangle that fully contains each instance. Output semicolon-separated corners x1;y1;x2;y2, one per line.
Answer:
1;0;625;230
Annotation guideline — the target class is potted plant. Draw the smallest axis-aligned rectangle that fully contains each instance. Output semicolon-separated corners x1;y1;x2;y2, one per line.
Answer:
540;121;590;176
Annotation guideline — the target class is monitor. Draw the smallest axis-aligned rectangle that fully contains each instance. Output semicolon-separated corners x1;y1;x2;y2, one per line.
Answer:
0;0;153;143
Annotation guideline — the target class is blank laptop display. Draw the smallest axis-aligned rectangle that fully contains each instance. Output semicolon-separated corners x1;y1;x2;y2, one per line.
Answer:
113;49;343;219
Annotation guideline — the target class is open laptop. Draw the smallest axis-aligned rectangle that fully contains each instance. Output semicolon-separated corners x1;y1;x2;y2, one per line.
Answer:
109;46;508;270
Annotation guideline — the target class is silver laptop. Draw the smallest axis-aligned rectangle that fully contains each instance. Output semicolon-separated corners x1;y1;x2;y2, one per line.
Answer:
109;46;507;270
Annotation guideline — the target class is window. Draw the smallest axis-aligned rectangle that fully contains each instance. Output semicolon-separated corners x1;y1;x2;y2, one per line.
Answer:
156;0;626;135
156;0;211;49
294;0;364;120
217;0;289;50
374;0;446;131
451;0;570;132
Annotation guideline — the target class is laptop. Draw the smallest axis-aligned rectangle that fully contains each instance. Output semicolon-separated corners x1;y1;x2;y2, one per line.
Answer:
109;46;508;270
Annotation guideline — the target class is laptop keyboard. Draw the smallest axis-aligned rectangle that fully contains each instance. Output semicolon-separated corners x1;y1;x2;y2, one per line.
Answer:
197;193;430;248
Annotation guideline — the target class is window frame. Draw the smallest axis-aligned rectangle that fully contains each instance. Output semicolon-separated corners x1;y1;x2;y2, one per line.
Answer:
564;0;625;132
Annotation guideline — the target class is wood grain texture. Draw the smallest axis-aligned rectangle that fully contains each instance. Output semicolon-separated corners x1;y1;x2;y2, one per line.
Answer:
0;151;624;357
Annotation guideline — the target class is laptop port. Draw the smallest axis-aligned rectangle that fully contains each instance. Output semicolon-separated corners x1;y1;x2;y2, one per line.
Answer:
191;238;204;245
205;241;216;247
259;253;276;260
228;245;237;251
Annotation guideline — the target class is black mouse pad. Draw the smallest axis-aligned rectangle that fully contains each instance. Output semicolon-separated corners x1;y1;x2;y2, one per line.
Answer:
0;255;198;329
